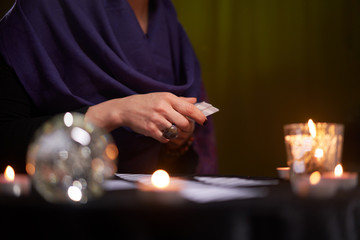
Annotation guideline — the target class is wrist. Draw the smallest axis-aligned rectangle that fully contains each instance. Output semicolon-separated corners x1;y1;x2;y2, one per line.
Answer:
85;99;124;132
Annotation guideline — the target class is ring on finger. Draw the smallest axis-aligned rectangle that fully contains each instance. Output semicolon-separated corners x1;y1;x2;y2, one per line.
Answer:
162;124;178;139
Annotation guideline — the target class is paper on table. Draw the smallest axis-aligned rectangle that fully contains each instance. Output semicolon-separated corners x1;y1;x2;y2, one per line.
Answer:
116;173;150;182
194;176;279;188
102;179;137;191
175;179;267;203
115;174;267;203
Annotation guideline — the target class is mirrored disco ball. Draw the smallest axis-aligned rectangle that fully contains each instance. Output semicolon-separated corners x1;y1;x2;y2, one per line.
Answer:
26;112;118;203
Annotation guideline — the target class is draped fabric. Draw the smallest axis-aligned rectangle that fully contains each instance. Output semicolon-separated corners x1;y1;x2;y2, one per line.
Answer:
0;0;217;174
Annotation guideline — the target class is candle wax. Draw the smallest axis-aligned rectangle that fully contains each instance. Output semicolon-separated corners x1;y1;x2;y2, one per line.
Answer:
0;174;31;196
277;167;290;180
322;172;358;191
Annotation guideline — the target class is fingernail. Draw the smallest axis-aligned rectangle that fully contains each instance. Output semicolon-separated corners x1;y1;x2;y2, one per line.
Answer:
203;119;208;126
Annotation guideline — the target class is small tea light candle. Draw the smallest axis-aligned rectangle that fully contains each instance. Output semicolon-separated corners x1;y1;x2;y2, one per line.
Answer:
138;169;182;203
323;164;358;191
140;169;181;192
0;166;31;196
277;167;290;180
151;169;171;189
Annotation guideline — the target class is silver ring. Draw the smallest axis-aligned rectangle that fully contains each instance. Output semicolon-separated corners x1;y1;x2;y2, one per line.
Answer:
162;124;178;139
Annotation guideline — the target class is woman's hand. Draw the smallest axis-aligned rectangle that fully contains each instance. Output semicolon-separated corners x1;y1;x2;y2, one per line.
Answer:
85;92;206;143
165;120;195;150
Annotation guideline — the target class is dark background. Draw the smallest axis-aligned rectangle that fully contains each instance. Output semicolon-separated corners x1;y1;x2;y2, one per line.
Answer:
1;0;360;177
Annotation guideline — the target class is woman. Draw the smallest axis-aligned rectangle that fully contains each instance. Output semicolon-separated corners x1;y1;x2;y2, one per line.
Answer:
0;0;217;174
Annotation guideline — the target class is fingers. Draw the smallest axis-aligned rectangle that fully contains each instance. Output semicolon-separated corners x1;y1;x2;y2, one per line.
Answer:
114;92;206;144
143;117;172;143
145;123;170;143
148;102;197;142
180;97;197;104
170;96;207;127
155;93;206;132
167;121;195;146
164;110;192;132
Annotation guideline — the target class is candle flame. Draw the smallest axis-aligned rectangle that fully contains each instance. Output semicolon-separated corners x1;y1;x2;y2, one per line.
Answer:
309;171;321;185
314;148;324;159
334;164;343;177
4;165;15;182
151;169;170;189
308;119;316;138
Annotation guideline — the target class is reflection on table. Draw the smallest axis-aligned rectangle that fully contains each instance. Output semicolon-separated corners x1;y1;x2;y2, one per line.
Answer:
0;174;359;240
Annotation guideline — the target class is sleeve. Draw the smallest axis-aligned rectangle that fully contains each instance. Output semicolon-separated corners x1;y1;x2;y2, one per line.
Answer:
0;55;88;173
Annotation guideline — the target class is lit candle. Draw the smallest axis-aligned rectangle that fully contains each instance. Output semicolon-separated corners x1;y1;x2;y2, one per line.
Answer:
138;169;182;203
323;164;358;191
140;169;180;192
151;169;170;189
276;167;290;180
0;166;31;196
284;119;344;175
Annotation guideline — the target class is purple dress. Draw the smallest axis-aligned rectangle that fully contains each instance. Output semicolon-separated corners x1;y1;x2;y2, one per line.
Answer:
0;0;217;174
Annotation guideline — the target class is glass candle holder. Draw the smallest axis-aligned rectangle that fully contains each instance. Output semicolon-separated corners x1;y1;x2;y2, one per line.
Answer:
284;120;344;179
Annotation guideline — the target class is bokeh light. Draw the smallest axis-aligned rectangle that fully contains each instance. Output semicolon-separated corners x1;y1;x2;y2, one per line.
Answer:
27;112;118;203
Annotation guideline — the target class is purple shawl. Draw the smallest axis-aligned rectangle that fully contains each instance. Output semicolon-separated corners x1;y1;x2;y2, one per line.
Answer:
0;0;217;174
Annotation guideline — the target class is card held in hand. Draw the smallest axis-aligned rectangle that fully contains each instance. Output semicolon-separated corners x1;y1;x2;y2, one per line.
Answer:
195;101;219;117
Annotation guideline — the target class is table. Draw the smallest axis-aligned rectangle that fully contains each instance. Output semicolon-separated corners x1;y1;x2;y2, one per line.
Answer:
0;175;359;240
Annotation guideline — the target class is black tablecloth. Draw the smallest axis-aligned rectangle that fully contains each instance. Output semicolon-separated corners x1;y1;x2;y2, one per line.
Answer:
0;177;359;240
